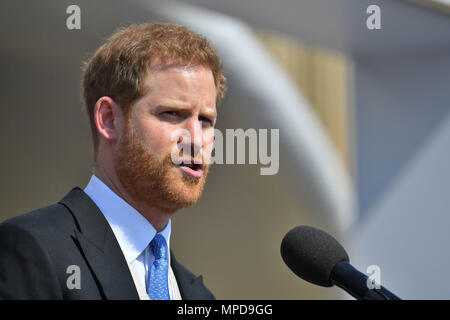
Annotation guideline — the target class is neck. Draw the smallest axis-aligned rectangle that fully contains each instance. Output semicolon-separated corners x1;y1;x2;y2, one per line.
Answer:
93;165;171;232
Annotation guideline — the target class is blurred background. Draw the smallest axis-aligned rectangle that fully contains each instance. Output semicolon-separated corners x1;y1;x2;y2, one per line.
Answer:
1;0;450;299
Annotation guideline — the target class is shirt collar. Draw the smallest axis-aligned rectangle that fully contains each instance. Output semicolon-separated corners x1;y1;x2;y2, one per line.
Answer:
83;175;171;264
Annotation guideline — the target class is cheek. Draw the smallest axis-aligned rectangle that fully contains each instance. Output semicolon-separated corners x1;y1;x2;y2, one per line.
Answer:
202;128;215;146
202;128;215;161
138;124;175;156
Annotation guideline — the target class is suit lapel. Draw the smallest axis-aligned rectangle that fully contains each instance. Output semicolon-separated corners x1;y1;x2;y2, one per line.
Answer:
170;251;208;300
59;187;139;300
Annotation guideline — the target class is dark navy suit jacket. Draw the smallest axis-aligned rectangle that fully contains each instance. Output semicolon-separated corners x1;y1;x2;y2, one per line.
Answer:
0;187;214;300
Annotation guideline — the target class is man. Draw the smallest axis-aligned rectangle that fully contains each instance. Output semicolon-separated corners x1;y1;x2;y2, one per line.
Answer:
0;22;226;299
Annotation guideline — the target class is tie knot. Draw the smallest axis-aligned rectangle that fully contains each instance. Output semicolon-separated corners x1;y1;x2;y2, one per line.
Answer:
150;234;167;260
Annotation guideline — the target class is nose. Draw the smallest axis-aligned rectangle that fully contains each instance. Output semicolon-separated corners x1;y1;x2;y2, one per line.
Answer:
182;117;203;160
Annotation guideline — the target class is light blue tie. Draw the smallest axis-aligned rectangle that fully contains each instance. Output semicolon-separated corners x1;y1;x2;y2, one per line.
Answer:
148;234;170;300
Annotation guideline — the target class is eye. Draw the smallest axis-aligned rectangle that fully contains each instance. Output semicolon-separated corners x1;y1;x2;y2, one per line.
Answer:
163;111;178;117
159;110;183;121
157;110;185;124
199;116;214;127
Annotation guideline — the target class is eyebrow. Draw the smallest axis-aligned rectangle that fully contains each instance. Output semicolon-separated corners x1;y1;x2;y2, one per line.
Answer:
156;104;217;118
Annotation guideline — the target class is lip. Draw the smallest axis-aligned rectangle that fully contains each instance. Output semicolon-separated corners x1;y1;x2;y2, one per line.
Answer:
177;163;204;179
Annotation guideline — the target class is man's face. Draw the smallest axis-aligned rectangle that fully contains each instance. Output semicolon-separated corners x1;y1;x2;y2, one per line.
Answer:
114;65;217;213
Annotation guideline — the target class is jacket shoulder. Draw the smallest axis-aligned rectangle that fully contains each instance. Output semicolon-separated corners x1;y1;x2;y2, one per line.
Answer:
0;203;73;299
0;202;75;237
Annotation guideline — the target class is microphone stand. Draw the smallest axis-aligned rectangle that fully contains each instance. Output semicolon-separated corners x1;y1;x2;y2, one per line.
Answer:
330;262;401;300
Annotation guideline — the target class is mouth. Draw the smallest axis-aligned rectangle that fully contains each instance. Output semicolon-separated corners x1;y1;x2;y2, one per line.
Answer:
176;160;204;179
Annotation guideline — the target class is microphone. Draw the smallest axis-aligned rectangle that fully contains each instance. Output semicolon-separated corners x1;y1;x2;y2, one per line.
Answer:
280;225;401;300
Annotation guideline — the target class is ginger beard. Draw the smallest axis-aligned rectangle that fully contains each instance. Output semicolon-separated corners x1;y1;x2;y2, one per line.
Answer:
114;119;210;213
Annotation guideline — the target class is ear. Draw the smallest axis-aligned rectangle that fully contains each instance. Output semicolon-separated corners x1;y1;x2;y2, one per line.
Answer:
93;96;124;142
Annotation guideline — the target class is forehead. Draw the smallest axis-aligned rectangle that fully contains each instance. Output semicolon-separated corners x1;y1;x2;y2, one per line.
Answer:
143;65;217;109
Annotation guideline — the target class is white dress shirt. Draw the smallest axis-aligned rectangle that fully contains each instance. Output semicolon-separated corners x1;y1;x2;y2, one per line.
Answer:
84;175;181;300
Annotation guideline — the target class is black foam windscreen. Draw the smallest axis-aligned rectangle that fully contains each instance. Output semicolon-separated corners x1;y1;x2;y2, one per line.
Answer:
280;226;349;287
